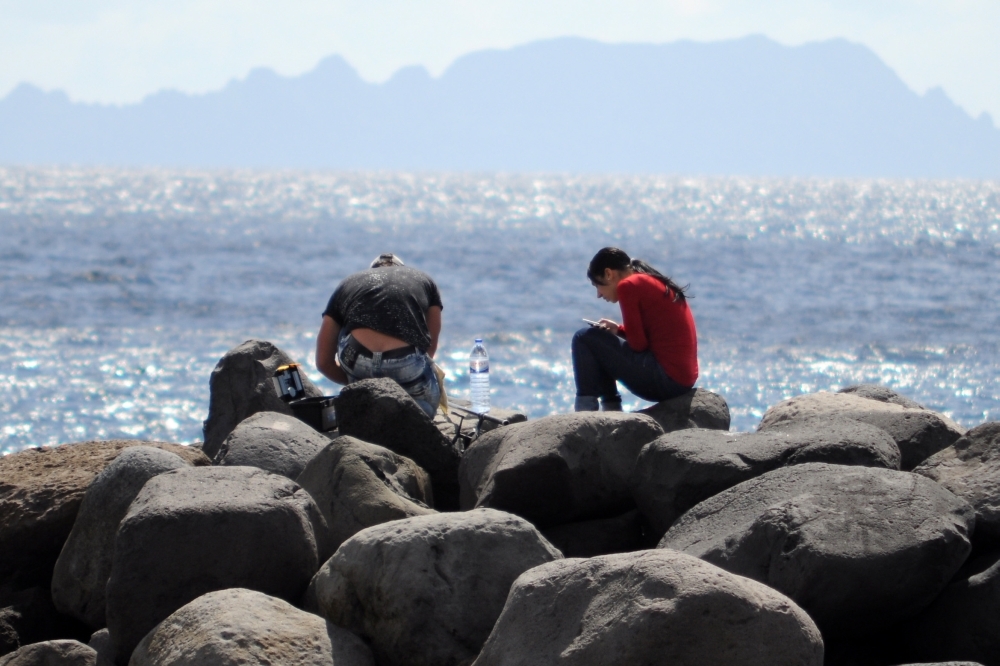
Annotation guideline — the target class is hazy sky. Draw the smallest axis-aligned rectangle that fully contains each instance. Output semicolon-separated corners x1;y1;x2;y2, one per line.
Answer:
2;0;998;120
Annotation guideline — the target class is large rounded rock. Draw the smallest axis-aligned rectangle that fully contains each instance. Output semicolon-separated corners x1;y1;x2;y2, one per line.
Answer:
661;462;975;638
335;378;463;510
633;417;900;538
473;549;823;666
759;391;966;469
130;588;374;666
0;639;96;666
897;551;1000;666
459;412;663;527
52;447;191;629
838;383;925;409
308;509;562;666
296;435;435;551
202;340;323;459
915;422;1000;547
0;441;208;589
637;387;731;432
214;411;330;479
105;466;331;665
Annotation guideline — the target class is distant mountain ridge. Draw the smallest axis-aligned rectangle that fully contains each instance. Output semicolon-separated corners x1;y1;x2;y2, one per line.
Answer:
2;35;998;177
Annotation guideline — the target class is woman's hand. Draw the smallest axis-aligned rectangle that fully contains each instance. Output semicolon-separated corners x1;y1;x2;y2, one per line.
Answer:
597;318;620;335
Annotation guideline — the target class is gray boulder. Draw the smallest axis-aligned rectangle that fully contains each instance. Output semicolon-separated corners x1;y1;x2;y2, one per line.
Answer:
637;387;731;432
335;378;463;510
0;441;207;591
915;422;1000;547
633;417;900;538
202;340;323;459
472;549;823;666
759;391;966;469
459;412;663;526
0;640;96;666
214;411;331;480
130;588;374;666
540;509;645;558
661;462;975;638
105;466;331;665
838;383;925;409
296;435;436;551
87;629;111;666
308;509;562;666
896;552;1000;666
51;447;190;629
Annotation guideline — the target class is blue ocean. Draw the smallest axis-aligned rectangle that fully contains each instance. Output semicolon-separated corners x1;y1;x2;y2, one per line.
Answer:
1;168;998;454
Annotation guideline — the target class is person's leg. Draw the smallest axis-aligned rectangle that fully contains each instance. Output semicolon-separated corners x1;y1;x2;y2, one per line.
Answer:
572;327;623;411
573;327;692;406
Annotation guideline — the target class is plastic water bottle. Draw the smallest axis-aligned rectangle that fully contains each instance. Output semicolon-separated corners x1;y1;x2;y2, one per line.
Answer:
469;338;490;414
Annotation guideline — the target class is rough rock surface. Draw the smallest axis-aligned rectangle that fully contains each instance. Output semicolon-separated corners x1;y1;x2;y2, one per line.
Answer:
0;639;96;666
202;340;323;459
0;585;90;658
308;509;562;666
758;391;966;470
472;549;824;666
661;462;974;637
214;411;331;479
51;447;190;629
0;441;208;589
897;551;1000;666
459;412;663;526
633;418;900;537
540;509;645;558
87;629;111;666
130;588;374;666
105;466;330;665
915;422;1000;547
296;435;435;551
637;388;731;432
335;378;463;509
838;383;925;409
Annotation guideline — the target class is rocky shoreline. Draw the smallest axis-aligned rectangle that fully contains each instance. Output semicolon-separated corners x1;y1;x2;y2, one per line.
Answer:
1;338;996;665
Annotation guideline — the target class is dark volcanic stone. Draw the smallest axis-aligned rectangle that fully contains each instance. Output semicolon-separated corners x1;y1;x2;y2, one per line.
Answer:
335;378;463;510
202;339;323;459
759;391;965;470
214;411;330;480
472;549;823;666
105;466;330;665
0;639;96;666
52;447;191;629
459;412;663;527
633;417;900;538
308;509;561;666
660;462;975;638
838;384;925;409
0;440;207;590
915;422;1000;548
637;387;731;432
540;509;645;558
296;435;435;551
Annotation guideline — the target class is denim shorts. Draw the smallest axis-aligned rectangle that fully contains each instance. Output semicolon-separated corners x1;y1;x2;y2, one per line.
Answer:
338;331;440;418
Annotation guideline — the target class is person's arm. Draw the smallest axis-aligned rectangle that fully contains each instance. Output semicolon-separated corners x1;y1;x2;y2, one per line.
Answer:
617;281;648;351
316;315;349;384
426;305;442;359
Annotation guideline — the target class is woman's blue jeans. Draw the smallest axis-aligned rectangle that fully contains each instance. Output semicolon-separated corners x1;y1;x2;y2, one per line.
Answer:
338;332;441;418
571;326;691;411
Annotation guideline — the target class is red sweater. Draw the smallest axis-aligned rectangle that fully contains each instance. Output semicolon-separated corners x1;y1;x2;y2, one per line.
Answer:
616;273;699;387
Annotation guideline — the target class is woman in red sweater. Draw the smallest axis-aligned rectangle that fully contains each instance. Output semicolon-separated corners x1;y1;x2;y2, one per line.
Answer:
572;247;698;411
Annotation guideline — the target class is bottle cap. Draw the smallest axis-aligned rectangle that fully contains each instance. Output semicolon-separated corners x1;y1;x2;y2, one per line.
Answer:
475;338;483;343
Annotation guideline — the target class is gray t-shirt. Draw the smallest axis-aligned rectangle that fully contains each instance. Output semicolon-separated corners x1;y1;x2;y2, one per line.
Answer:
323;266;443;351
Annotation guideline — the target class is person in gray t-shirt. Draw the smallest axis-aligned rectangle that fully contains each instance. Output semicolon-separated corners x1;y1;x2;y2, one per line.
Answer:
316;253;443;417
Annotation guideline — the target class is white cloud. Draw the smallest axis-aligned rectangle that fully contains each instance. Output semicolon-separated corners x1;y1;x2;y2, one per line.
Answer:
0;0;997;120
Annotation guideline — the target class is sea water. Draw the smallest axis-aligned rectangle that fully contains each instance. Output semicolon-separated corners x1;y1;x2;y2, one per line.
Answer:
1;168;998;454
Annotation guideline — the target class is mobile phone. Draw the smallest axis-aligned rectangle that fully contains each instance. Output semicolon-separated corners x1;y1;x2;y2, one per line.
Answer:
582;318;600;327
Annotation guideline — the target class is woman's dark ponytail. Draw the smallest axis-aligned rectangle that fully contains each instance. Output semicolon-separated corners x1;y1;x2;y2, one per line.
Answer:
587;247;689;302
